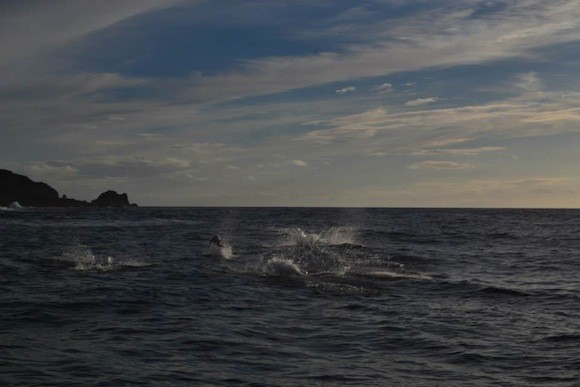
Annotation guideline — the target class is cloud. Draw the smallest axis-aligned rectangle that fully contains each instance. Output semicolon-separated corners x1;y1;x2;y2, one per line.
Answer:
375;83;393;93
4;1;580;108
0;1;183;78
292;160;309;167
300;108;389;143
408;161;472;170
515;72;543;92
27;162;79;177
418;177;571;195
39;156;194;180
411;147;506;156
404;97;440;107
0;73;147;100
299;79;580;151
521;108;580;123
164;158;192;169
185;1;580;103
422;138;471;148
335;86;356;95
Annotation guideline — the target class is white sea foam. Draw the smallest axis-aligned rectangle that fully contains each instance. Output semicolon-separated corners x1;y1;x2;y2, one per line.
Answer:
319;226;357;245
8;201;24;210
59;243;151;271
253;226;427;284
278;226;357;247
0;202;25;211
255;226;359;278
208;244;234;259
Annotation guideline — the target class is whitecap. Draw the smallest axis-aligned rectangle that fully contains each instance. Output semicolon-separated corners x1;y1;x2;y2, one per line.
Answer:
8;201;24;210
0;202;25;211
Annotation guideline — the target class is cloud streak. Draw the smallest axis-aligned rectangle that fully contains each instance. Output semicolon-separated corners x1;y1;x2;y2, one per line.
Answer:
184;0;580;103
335;86;356;95
0;1;182;79
408;161;472;170
404;98;440;107
410;147;506;156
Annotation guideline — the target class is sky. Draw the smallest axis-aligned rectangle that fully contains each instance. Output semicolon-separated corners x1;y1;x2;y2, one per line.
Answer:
1;0;580;207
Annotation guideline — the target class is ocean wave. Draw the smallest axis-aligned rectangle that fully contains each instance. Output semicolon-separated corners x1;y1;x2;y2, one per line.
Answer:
448;351;497;365
539;333;580;343
436;280;532;297
0;204;25;212
348;268;432;281
307;281;379;296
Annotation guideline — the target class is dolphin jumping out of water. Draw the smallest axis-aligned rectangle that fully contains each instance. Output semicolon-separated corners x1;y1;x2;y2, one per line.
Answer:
209;234;224;248
207;234;233;259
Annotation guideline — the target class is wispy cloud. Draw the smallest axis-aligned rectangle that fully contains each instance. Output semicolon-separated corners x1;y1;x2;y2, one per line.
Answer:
185;0;580;103
297;75;580;151
375;83;393;93
292;160;309;167
300;108;389;143
404;97;440;107
0;1;183;78
27;162;79;177
410;147;506;156
335;86;356;95
408;161;472;170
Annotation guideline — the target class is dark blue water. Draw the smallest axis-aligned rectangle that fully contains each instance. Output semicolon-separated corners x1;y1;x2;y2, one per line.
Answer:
1;207;579;386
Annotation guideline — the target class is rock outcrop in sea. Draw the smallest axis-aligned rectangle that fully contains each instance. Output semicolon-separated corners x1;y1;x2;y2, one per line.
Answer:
92;190;134;207
0;169;137;207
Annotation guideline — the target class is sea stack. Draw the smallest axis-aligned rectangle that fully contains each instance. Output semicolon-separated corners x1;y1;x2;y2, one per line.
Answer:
91;190;135;207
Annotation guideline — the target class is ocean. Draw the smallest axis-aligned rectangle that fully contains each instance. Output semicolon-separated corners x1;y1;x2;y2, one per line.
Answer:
1;207;579;386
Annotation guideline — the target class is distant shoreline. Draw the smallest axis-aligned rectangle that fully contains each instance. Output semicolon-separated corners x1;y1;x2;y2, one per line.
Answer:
0;169;137;208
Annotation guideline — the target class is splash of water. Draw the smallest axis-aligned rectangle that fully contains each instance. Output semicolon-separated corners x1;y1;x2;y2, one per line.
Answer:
261;257;304;277
254;226;428;283
318;227;358;245
58;243;151;272
257;227;357;277
278;227;357;247
208;244;234;259
0;202;25;211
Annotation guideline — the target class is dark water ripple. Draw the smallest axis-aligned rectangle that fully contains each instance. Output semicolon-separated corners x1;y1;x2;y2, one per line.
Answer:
1;207;579;385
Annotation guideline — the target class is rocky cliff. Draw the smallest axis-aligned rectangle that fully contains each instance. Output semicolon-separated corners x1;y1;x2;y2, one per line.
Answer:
0;169;136;207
